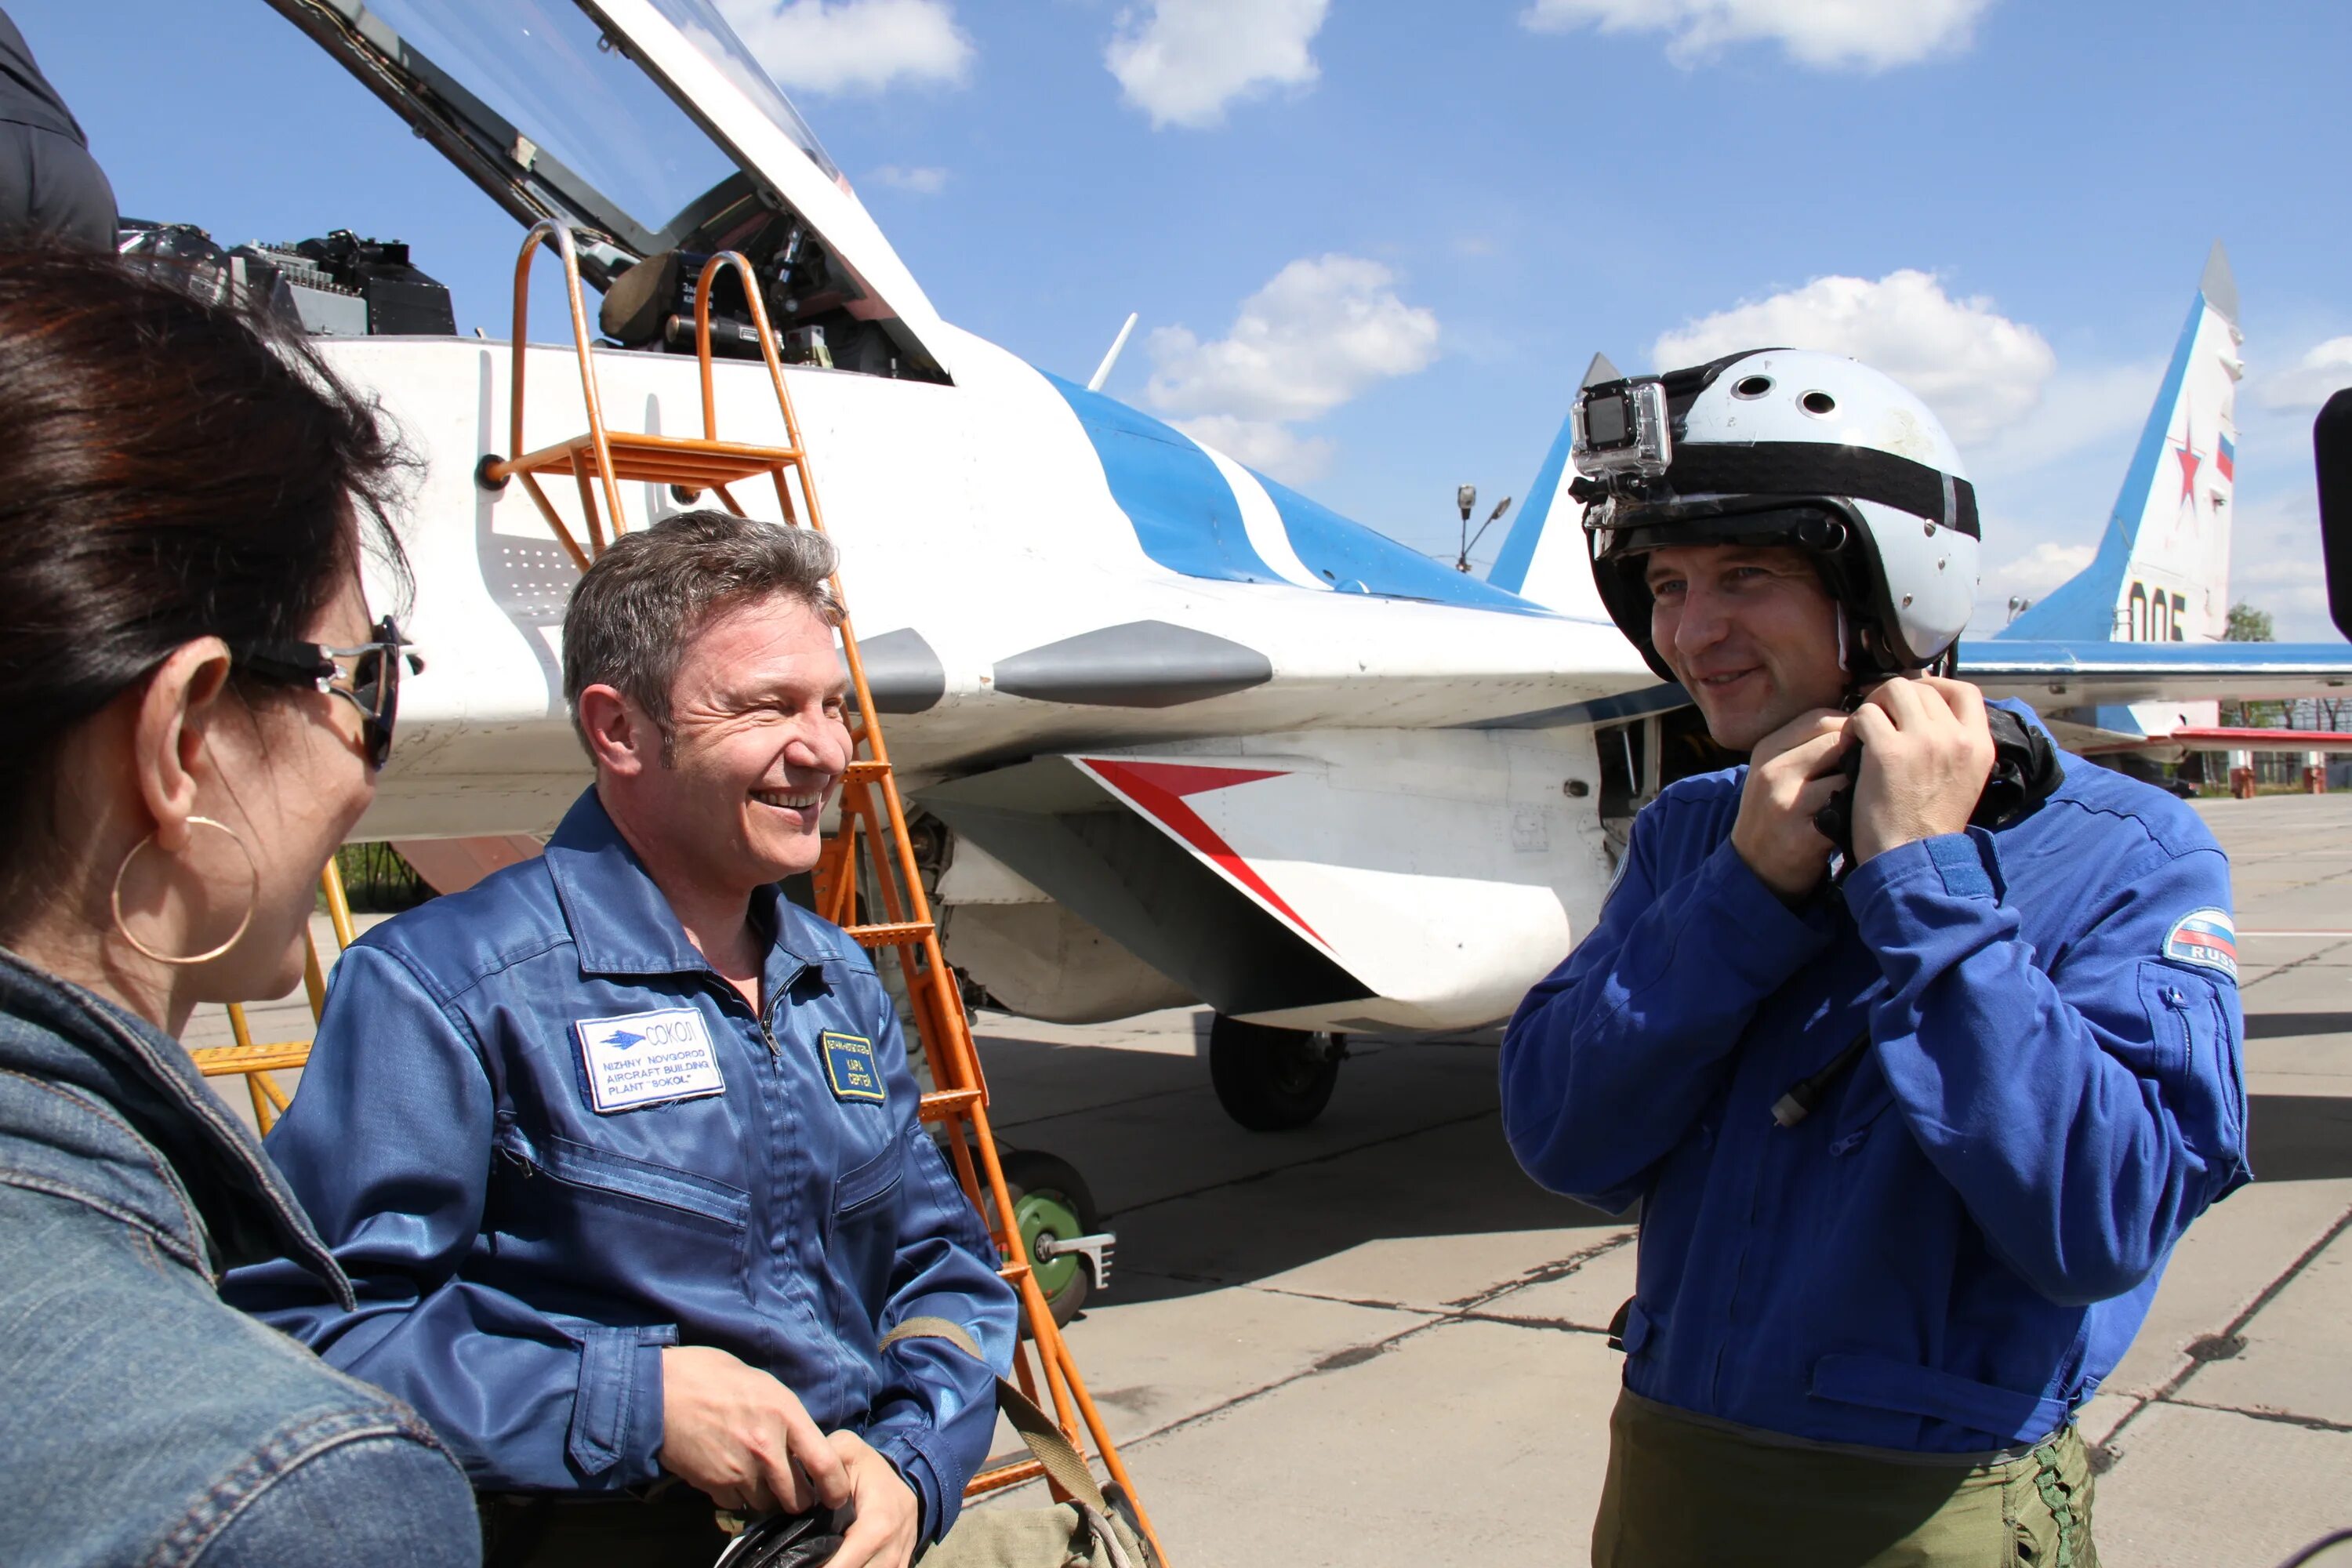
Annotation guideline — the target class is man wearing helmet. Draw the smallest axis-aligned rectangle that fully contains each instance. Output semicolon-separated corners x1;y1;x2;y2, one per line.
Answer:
1501;350;2249;1566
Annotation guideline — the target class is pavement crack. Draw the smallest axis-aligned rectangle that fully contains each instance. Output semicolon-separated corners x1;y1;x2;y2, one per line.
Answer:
2241;936;2352;992
2156;1200;2352;1406
2161;1396;2352;1436
1450;1308;1611;1336
1250;1284;1426;1313
1444;1230;1637;1314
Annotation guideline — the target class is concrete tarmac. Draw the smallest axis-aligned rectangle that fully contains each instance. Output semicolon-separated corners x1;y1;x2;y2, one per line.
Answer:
973;793;2352;1568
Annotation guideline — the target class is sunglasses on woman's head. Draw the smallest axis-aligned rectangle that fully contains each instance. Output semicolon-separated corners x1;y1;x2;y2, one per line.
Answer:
235;615;422;770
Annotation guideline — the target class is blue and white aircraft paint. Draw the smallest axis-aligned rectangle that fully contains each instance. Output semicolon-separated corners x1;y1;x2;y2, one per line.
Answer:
274;0;2351;1064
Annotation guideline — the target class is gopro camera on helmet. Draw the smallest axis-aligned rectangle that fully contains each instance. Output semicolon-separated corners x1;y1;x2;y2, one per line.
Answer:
1571;377;1672;486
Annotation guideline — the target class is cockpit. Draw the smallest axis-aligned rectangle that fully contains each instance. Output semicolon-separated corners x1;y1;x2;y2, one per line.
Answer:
180;0;951;381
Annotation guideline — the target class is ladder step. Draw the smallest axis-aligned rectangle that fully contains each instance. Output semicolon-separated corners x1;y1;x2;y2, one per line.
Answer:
503;432;801;489
845;920;931;948
842;760;891;785
968;1457;1049;1496
190;1042;312;1076
918;1087;983;1119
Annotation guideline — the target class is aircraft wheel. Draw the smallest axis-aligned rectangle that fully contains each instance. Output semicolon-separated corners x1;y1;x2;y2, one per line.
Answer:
989;1149;1100;1330
1208;1015;1343;1131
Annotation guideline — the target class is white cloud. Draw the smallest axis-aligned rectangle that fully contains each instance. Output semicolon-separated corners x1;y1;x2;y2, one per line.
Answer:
1651;269;2056;447
2229;488;2347;643
871;164;949;194
1106;0;1330;129
1146;256;1439;422
717;0;972;95
1969;360;2160;484
1168;416;1337;484
2255;336;2352;412
1519;0;1993;71
1975;539;2093;626
1143;254;1439;485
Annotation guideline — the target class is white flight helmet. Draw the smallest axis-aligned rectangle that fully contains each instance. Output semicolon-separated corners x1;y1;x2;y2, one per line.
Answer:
1577;348;1980;684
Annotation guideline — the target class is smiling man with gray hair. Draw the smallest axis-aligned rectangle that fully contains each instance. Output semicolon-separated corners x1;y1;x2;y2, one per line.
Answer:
232;510;1017;1568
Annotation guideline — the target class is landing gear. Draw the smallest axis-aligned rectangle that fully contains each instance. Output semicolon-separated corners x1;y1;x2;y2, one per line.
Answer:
1208;1015;1345;1131
989;1149;1112;1330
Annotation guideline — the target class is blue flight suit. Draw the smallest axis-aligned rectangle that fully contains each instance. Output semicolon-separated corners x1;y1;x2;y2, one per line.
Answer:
227;789;1017;1543
1501;704;2249;1452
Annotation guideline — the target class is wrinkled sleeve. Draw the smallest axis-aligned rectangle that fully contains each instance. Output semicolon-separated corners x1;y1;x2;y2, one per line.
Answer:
1846;828;2250;1306
1501;800;1838;1211
858;995;1020;1544
223;943;670;1493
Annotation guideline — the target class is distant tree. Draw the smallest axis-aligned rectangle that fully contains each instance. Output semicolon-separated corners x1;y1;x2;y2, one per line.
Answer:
2221;603;2287;728
2225;603;2275;643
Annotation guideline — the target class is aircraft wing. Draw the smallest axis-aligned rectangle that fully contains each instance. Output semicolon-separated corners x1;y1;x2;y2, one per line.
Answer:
1959;640;2352;706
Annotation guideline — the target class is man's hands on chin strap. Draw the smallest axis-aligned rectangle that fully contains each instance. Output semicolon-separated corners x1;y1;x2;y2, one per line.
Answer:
659;1347;922;1568
1848;677;1996;866
1731;708;1853;903
826;1431;921;1568
659;1345;851;1515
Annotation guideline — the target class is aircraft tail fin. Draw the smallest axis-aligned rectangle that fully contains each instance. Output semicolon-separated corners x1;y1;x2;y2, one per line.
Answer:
1484;353;1618;618
2001;241;2245;646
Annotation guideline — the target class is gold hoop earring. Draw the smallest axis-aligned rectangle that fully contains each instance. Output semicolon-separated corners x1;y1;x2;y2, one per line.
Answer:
110;815;260;966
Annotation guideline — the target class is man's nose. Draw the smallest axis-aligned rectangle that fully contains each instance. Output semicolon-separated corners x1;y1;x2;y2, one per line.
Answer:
785;713;851;776
1671;582;1733;659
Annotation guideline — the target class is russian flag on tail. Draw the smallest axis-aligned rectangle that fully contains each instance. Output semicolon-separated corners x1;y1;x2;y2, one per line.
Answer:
2216;432;2236;482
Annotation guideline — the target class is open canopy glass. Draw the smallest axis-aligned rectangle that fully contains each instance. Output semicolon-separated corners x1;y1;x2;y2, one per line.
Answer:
277;0;945;377
360;0;837;252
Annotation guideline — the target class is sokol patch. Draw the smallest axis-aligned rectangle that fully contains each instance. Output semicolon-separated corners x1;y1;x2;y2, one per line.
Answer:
822;1031;886;1104
2163;907;2239;982
575;1007;726;1113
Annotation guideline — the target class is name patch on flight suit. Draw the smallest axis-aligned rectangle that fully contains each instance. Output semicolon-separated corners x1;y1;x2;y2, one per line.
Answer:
575;1007;727;1113
822;1032;886;1104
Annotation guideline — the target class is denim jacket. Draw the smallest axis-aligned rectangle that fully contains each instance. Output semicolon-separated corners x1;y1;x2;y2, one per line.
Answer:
0;947;477;1567
226;789;1018;1543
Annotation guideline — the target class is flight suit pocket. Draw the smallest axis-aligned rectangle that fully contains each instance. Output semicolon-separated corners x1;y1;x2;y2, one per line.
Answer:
2135;962;2249;1183
1826;1050;1896;1157
832;1137;906;1220
495;1126;751;1240
2132;964;2197;1081
829;1131;909;1307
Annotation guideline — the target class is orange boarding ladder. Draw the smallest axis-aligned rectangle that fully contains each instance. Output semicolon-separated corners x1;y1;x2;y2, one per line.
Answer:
472;223;1167;1553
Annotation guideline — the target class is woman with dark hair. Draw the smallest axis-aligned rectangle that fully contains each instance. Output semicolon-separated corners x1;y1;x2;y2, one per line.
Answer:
0;250;478;1565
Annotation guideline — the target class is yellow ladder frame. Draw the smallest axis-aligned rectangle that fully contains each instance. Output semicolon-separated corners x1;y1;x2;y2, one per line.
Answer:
191;858;358;1136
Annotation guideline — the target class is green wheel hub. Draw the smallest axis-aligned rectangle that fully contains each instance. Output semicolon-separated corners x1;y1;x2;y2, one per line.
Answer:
1016;1189;1085;1297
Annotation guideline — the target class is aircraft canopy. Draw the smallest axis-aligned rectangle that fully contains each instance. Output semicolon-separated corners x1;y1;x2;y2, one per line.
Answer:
279;0;952;377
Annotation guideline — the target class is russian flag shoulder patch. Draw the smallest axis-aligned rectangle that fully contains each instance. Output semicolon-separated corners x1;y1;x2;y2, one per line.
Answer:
2163;906;2239;982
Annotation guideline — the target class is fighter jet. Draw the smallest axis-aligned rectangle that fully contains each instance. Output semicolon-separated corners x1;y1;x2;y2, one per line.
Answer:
245;0;2350;1130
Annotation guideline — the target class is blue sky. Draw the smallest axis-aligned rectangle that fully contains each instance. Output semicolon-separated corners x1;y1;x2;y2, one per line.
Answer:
20;0;2352;639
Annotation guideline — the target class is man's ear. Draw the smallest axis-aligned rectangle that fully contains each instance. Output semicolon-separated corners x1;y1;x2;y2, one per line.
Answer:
133;639;235;855
577;684;659;777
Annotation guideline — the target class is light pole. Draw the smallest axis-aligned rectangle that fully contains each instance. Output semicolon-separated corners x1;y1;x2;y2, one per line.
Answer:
1456;487;1512;573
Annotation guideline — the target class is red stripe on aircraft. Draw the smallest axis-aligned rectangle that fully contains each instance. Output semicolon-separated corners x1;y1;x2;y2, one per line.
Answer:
2084;729;2352;755
1080;759;1326;943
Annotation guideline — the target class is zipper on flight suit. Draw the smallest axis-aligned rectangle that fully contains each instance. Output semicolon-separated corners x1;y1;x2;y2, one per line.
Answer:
692;969;785;1056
